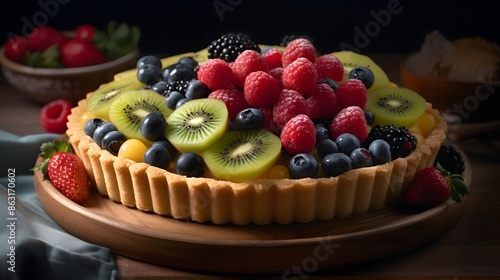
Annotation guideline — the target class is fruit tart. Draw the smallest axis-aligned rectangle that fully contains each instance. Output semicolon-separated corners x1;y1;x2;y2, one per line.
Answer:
65;33;448;225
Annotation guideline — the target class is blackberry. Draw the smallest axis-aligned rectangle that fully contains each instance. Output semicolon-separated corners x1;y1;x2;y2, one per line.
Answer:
280;34;316;47
434;144;465;175
207;32;260;63
363;125;417;160
160;80;190;96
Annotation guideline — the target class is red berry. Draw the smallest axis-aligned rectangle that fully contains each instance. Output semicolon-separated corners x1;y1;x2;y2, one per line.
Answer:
28;26;67;52
329;106;368;142
335;79;368;108
280;114;316;155
40;99;73;134
272;89;310;131
403;167;451;207
60;39;107;67
307;83;341;120
75;24;96;42
315;54;344;82
268;67;284;89
262;47;283;70
260;107;277;133
4;36;29;63
197;58;234;90
281;38;316;67
244;71;281;108
282;57;318;95
231;50;267;88
208;88;249;120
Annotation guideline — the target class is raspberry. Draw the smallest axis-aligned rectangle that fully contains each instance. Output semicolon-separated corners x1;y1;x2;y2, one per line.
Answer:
208;88;249;120
268;67;284;89
335;79;367;108
281;38;316;67
39;99;73;134
243;71;281;108
272;89;310;130
306;83;341;120
262;47;283;70
329;106;368;143
197;58;233;90
282;57;318;95
231;50;267;88
260;107;278;133
315;54;344;82
280;114;316;155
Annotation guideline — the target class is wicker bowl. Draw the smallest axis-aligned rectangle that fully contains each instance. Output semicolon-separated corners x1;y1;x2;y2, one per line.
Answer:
0;45;139;105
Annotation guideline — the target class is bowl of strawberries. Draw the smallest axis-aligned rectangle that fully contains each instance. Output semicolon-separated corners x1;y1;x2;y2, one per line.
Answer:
0;21;140;105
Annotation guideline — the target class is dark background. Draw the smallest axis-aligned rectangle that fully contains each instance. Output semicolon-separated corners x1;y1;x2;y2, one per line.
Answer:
1;0;498;56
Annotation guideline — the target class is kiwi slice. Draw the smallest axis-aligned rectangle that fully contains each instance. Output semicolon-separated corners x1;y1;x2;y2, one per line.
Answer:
365;87;427;128
87;79;145;120
109;89;173;143
165;98;228;153
203;129;282;182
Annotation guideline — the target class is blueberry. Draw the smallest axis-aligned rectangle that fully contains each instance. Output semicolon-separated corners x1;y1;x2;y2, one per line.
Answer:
165;64;197;83
317;139;339;158
140;112;167;142
161;64;177;81
322;153;353;177
176;97;191;109
93;122;117;148
176;152;205;177
368;139;392;165
288;153;318;179
152;138;178;159
234;108;264;130
348;66;374;89
144;145;171;169
137;64;161;86
101;130;126;156
151;81;168;94
315;124;331;145
178;56;198;69
185;80;210;99
84;118;104;137
165;91;185;110
364;109;375;126
335;133;360;155
136;55;162;70
350;147;373;168
318;78;339;90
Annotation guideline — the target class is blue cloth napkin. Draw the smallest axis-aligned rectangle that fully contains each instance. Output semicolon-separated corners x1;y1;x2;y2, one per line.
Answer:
0;131;117;280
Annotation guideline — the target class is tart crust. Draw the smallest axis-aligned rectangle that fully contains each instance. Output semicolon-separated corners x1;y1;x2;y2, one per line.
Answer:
67;95;447;225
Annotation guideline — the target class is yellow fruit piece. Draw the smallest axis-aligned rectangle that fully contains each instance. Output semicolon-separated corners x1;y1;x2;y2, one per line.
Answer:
268;165;290;179
414;111;436;137
80;111;96;126
118;139;148;163
387;82;398;88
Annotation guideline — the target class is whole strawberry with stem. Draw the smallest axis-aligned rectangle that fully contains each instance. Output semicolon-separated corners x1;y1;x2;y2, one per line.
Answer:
33;140;89;203
403;164;469;208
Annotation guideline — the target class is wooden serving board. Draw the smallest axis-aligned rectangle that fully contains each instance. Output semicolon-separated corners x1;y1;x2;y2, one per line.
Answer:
34;152;471;275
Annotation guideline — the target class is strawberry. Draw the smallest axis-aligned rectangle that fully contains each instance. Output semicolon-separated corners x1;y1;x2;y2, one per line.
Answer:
403;165;469;208
4;36;29;63
74;24;96;42
39;98;73;134
60;39;108;67
32;140;89;204
28;26;68;52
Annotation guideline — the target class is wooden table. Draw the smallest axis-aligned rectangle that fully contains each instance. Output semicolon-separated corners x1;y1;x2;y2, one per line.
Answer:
1;54;499;279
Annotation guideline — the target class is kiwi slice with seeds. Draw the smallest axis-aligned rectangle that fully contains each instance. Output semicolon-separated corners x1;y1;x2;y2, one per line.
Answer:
365;87;426;128
203;129;281;182
165;98;228;153
109;89;173;143
87;79;145;120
